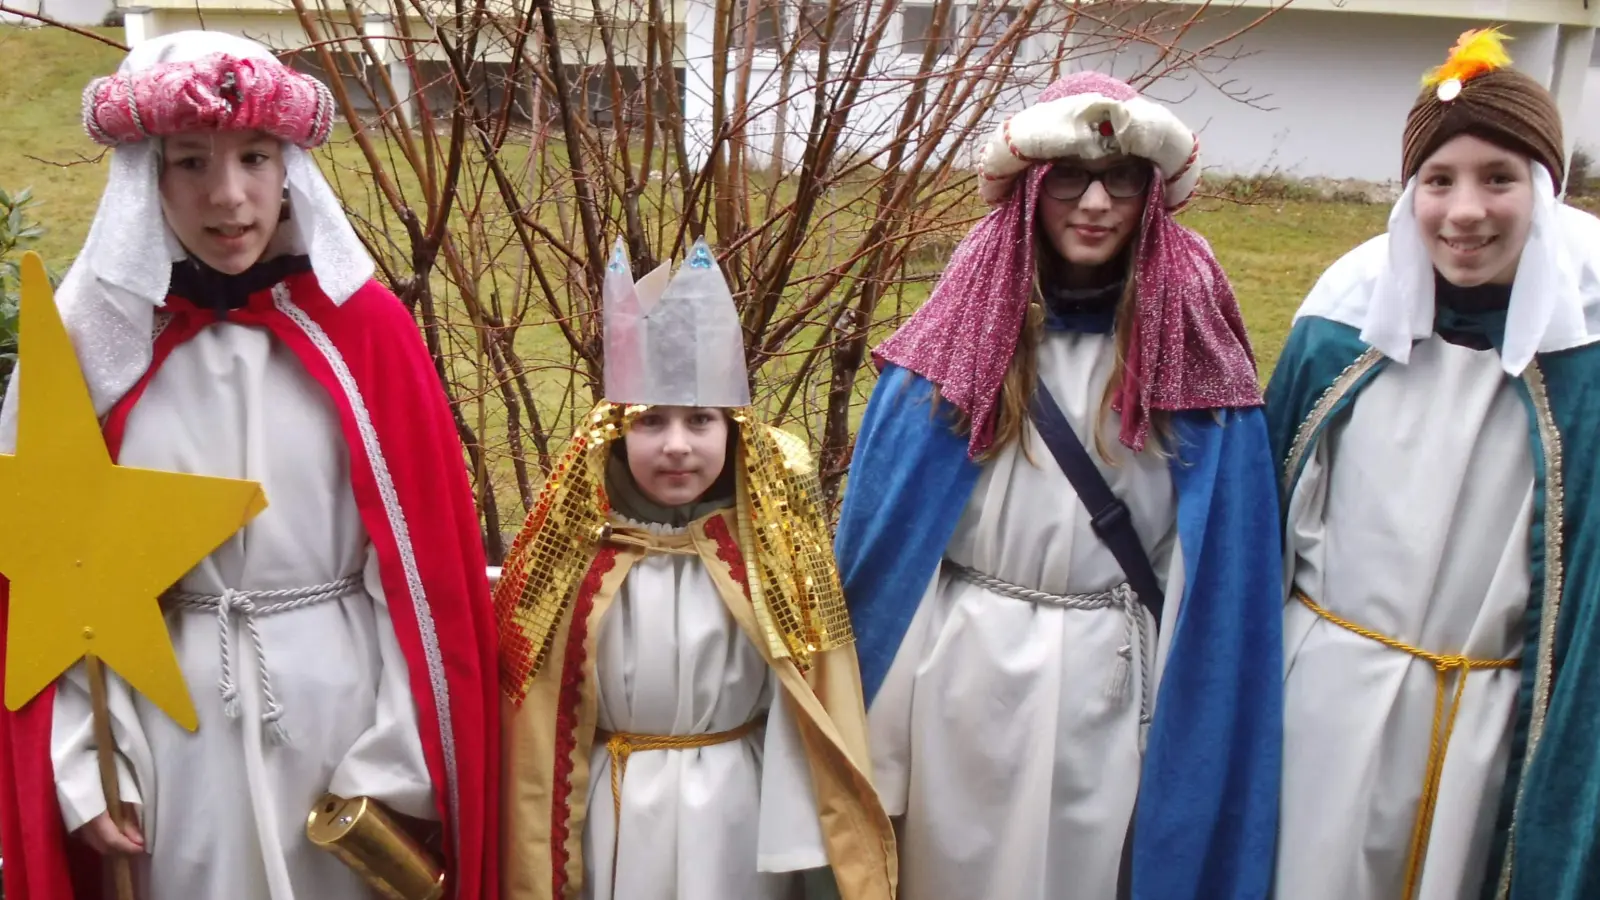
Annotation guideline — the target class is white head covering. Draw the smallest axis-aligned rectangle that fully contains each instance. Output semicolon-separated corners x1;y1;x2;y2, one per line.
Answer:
0;30;370;449
1295;166;1600;374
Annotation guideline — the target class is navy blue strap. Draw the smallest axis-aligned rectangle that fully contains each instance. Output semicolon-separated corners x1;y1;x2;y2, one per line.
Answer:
1028;377;1166;629
1030;375;1160;900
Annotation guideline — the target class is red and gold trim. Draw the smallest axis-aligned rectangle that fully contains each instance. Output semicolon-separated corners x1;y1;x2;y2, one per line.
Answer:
548;547;617;898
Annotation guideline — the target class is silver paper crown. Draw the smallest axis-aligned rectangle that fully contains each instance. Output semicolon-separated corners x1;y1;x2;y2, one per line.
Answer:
602;237;751;408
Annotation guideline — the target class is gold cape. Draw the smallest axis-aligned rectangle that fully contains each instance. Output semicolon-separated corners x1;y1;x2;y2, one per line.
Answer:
494;403;897;900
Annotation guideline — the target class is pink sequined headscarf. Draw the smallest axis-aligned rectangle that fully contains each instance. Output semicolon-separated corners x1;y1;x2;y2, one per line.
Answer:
83;52;335;149
875;72;1260;455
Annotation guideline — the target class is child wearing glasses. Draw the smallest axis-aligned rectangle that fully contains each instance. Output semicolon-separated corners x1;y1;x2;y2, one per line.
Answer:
834;72;1283;900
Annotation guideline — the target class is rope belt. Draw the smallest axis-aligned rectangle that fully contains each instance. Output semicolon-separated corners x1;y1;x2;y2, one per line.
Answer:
948;561;1152;728
596;717;762;889
1295;590;1519;900
168;573;364;744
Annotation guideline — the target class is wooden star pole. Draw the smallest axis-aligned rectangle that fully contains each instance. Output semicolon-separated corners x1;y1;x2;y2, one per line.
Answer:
87;653;134;899
0;253;267;898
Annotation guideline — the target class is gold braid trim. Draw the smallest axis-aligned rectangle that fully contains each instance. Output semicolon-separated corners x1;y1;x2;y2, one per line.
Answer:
493;403;856;702
493;402;641;705
732;412;855;671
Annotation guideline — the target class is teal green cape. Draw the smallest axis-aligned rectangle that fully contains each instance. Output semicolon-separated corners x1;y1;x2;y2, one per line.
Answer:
1265;314;1600;900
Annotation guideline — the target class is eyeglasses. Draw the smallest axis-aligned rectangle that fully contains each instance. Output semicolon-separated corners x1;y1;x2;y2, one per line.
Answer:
1042;162;1152;201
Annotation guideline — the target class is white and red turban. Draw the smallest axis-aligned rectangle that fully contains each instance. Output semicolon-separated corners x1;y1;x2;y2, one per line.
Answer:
83;48;335;149
0;31;371;441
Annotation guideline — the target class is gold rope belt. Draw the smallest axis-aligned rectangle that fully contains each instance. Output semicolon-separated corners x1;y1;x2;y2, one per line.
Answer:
595;717;762;889
1295;591;1518;900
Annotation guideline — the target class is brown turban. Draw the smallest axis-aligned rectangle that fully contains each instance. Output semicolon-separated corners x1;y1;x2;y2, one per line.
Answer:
1401;67;1565;190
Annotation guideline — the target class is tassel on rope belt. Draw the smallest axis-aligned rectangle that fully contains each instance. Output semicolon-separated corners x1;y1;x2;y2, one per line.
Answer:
166;573;364;744
595;718;763;888
947;560;1152;729
1294;590;1519;900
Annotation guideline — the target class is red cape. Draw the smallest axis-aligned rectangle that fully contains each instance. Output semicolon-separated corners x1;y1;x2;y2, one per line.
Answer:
0;272;499;899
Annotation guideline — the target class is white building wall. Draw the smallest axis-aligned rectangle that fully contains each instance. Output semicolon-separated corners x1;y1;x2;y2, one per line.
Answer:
686;7;1057;174
136;7;313;49
1575;40;1600;160
1581;67;1600;157
692;4;1588;183
1073;7;1561;182
0;0;111;25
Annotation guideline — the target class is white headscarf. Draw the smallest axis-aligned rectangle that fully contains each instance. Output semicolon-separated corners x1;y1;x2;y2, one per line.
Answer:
1;30;371;449
1296;165;1600;375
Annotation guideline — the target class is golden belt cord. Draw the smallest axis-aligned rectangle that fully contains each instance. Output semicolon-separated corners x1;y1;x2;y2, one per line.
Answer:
596;717;762;891
591;526;760;889
1295;591;1519;900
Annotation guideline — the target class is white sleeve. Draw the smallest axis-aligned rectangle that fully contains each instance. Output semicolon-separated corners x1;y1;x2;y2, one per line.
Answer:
325;547;438;821
52;661;144;832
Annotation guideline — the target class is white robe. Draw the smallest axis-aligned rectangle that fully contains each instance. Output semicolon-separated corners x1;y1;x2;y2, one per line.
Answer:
1277;336;1534;900
868;331;1186;900
581;517;826;900
51;319;436;900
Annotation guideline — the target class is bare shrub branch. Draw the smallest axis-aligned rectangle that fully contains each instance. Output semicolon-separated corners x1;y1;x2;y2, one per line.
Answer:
26;0;1276;552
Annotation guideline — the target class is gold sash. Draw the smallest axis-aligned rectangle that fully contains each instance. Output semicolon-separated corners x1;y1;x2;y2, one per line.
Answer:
594;718;763;889
1295;590;1518;900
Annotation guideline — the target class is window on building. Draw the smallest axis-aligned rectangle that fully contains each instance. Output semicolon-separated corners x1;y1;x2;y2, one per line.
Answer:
900;3;950;57
562;65;677;128
758;3;784;48
732;0;786;51
796;0;857;51
963;3;1014;50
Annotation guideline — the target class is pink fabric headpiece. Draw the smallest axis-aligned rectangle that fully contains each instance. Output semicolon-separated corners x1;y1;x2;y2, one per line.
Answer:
875;72;1260;456
83;52;335;149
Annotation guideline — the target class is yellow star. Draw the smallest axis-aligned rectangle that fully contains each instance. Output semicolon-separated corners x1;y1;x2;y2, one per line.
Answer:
0;252;266;730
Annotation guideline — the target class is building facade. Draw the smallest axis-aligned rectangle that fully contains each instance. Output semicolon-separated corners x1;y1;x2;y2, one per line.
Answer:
111;0;1599;183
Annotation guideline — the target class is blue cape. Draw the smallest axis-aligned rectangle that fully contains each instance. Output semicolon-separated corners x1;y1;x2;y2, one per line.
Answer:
835;363;1283;900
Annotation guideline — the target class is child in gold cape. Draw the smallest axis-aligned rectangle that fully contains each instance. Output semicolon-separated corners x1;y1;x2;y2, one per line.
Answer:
494;239;896;900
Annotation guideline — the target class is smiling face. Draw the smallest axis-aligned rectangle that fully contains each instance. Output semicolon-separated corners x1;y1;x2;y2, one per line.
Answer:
1036;155;1149;284
1413;133;1537;287
623;406;730;508
159;130;287;274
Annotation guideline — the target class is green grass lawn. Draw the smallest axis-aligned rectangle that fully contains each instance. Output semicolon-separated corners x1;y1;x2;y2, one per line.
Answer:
0;26;127;263
1183;199;1386;376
